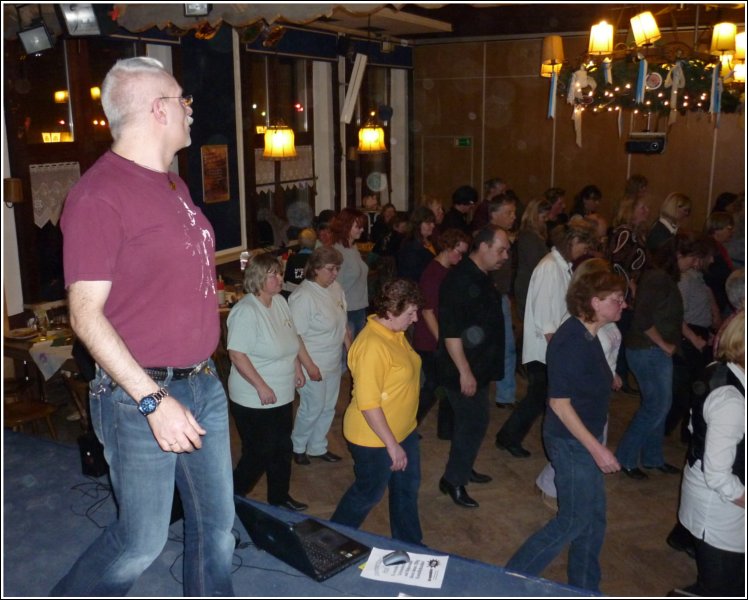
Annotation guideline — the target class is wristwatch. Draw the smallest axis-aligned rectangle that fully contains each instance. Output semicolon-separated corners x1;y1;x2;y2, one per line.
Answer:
138;388;169;416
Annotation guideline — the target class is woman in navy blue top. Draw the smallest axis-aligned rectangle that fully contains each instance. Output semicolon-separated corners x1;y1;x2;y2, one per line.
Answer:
505;269;626;592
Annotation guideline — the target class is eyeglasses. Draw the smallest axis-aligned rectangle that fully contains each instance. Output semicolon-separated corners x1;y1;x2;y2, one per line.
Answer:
266;270;282;278
158;95;193;108
604;295;626;306
321;265;340;273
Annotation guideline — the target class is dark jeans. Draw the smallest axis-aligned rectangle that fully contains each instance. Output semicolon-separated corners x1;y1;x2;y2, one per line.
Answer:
331;431;422;544
685;538;745;596
230;401;293;505
496;361;547;447
443;384;490;486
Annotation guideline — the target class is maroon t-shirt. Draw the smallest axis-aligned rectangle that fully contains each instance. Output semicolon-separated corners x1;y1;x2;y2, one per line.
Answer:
62;151;219;367
412;259;448;352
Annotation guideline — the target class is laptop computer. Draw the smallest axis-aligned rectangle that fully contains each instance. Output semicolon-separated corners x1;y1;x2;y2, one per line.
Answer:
235;498;370;582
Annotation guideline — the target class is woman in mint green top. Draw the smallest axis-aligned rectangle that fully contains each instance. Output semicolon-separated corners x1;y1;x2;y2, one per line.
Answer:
227;253;317;512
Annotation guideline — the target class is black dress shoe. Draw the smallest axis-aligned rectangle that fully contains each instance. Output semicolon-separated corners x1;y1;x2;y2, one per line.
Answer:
666;524;697;559
310;451;342;463
439;477;479;508
293;452;310;465
273;497;308;512
621;467;648;480
469;470;492;484
644;463;681;474
495;438;531;458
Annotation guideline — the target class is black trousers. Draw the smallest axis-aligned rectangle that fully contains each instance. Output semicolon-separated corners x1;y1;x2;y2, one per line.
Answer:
496;361;547;446
230;401;293;505
416;350;454;437
686;538;745;597
442;384;490;486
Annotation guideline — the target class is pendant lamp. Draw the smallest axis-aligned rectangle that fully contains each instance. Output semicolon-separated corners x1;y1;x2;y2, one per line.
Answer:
263;121;297;159
588;20;613;56
358;113;387;154
630;11;661;47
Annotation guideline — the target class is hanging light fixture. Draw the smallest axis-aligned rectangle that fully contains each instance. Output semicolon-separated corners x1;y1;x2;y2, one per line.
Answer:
711;22;737;55
735;31;746;62
588;20;614;56
540;35;564;77
630;11;661;47
263;121;297;159
358;112;387;154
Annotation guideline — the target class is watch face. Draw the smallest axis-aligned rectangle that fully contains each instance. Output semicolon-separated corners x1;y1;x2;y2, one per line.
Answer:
139;396;158;415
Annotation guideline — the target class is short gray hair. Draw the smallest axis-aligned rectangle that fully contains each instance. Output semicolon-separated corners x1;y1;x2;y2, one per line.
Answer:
726;269;745;310
243;252;282;295
101;57;169;140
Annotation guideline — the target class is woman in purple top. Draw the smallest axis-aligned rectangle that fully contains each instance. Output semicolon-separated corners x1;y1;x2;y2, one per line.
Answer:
412;229;470;435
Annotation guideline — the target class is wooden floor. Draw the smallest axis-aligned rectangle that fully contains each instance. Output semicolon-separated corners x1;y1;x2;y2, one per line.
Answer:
34;370;697;597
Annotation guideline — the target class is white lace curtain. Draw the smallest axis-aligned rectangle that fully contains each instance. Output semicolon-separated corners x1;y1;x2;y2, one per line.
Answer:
254;145;314;194
29;162;80;228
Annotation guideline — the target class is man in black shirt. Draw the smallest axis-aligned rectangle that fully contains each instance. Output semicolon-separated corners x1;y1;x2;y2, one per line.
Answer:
436;225;510;508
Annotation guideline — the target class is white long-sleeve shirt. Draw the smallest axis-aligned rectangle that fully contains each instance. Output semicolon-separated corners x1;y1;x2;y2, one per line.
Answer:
522;247;572;365
679;362;746;553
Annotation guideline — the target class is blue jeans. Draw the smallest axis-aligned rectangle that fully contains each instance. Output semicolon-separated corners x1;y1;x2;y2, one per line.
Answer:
615;346;673;469
494;295;517;405
331;431;422;544
506;435;606;592
51;362;235;597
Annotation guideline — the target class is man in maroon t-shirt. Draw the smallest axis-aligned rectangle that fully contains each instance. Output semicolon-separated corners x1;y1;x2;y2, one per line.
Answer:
52;57;234;597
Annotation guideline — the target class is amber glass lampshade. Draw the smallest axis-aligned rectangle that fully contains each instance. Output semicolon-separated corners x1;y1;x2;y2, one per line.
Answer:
540;35;564;77
630;11;661;47
711;22;737;55
358;118;387;154
263;122;297;159
588;20;613;56
735;31;746;62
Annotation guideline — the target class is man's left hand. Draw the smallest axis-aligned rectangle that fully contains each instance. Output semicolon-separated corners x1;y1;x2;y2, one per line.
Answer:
148;395;206;453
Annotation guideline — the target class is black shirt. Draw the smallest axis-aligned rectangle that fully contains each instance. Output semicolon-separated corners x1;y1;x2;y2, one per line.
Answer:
441;207;471;235
436;257;504;388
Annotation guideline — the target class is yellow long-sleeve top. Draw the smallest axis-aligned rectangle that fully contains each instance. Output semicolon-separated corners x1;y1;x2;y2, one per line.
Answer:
343;316;421;447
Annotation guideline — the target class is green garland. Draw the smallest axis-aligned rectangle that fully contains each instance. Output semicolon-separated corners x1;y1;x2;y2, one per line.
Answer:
557;58;744;115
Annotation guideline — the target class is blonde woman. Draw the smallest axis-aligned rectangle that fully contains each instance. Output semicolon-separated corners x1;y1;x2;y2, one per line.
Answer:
514;198;552;316
647;192;691;252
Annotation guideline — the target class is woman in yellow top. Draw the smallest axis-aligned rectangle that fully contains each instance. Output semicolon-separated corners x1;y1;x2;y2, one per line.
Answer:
331;279;424;544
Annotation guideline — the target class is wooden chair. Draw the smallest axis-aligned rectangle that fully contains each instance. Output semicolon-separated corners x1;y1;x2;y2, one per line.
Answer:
3;378;58;439
61;373;90;431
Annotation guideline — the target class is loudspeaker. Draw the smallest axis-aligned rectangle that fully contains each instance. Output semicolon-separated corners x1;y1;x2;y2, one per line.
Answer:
78;431;108;478
625;136;666;154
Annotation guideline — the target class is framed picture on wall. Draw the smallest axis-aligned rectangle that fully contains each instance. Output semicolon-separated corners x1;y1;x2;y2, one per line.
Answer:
201;144;230;203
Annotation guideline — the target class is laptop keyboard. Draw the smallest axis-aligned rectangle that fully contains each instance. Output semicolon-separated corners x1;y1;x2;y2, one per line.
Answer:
301;539;349;572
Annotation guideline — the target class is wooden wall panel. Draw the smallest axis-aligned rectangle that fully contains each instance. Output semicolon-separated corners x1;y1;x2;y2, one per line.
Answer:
413;33;745;232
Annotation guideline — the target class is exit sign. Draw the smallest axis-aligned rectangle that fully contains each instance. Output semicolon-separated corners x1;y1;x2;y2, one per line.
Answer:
454;136;472;148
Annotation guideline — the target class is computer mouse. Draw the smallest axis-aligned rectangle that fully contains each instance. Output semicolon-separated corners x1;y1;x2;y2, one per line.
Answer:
382;550;410;566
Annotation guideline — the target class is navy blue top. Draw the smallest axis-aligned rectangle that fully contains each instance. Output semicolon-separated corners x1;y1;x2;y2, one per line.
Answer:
544;317;612;439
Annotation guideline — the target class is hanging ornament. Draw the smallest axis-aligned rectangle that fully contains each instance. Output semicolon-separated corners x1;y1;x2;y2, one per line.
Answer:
664;60;685;125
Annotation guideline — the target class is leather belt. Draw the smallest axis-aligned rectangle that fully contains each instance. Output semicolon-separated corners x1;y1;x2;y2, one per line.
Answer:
144;360;208;381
